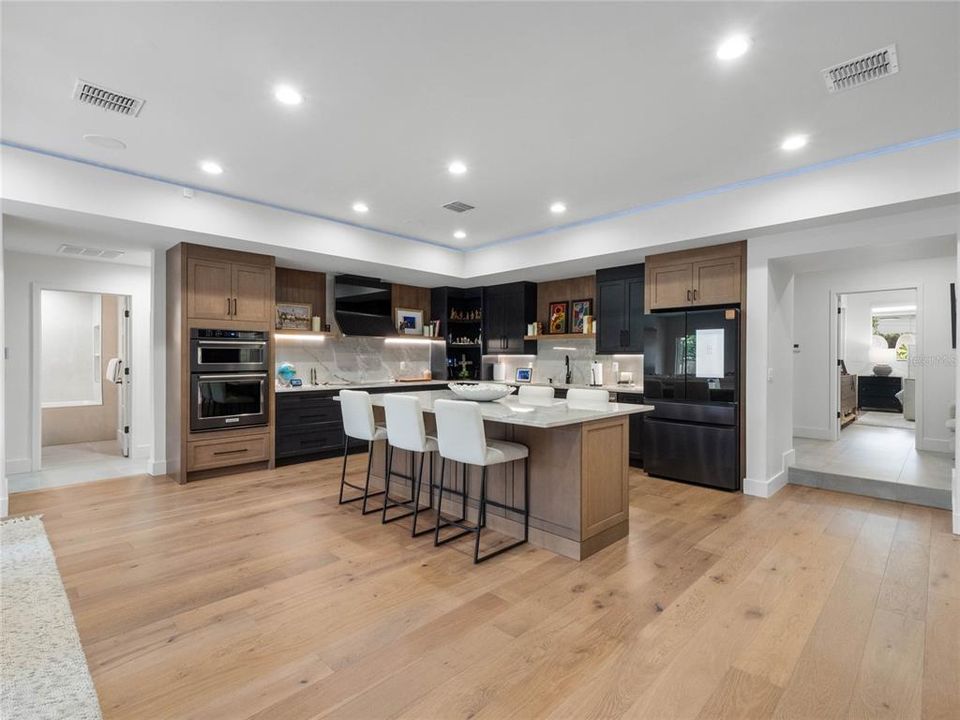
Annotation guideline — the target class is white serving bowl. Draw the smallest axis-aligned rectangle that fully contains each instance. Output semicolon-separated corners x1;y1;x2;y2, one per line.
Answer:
448;382;516;402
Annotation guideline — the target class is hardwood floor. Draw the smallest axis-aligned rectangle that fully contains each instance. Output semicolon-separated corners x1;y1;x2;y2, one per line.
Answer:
9;455;959;720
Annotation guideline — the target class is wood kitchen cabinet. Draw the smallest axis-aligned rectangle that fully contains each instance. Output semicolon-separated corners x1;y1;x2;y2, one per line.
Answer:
645;240;745;310
595;264;644;354
186;256;272;322
167;243;276;485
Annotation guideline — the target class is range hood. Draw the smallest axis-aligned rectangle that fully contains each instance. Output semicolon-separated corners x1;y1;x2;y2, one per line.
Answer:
334;275;398;337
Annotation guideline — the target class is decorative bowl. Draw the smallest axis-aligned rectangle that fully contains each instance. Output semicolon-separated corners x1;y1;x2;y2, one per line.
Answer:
448;383;516;402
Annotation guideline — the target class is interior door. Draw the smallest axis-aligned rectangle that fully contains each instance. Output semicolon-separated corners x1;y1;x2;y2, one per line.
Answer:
186;258;232;320
232;264;272;322
118;296;132;458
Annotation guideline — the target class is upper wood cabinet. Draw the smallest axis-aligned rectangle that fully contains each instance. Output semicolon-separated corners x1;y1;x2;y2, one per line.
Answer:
186;255;273;323
645;241;745;311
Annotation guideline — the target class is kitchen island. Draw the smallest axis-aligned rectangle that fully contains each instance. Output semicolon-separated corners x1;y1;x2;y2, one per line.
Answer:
361;389;653;560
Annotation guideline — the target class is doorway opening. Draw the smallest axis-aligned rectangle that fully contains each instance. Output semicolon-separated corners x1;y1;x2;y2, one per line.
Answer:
792;276;954;509
11;289;141;492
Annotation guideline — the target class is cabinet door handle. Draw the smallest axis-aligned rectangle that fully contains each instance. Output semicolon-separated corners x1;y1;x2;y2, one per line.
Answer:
232;298;238;316
213;448;249;456
619;329;627;347
686;289;692;302
226;298;232;316
693;289;698;302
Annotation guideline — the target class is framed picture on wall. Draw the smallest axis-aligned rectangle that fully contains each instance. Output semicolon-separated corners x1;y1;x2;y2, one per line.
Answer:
396;308;423;334
276;302;312;330
548;301;569;334
571;298;593;333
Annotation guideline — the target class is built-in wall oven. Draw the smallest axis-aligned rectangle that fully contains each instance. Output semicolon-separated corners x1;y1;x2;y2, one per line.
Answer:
190;329;269;431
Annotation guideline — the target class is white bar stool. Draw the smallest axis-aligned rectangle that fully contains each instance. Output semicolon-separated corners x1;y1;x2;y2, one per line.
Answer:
566;388;610;409
383;394;439;536
433;399;530;563
338;389;388;515
518;385;555;405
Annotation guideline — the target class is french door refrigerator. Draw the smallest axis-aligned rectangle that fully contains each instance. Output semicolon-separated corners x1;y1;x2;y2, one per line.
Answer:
642;308;740;491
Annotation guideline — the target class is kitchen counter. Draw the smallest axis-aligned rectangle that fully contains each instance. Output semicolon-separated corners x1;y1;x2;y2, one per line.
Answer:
355;388;653;561
276;379;449;393
498;380;644;395
363;389;650;429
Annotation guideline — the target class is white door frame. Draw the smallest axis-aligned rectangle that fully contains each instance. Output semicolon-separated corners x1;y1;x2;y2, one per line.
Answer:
31;283;134;471
829;285;922;446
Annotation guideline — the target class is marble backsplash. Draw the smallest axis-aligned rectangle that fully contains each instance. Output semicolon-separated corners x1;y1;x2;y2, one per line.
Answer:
275;336;444;385
482;336;643;386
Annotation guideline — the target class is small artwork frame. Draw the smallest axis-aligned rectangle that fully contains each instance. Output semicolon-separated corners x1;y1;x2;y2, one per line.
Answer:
396;307;423;335
276;302;312;330
571;298;593;333
548;301;569;334
516;367;533;383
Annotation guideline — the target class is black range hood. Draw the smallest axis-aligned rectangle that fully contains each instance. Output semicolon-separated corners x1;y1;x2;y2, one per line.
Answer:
334;275;398;337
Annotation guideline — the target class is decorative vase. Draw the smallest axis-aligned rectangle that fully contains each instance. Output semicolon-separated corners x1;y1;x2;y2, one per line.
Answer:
873;364;893;376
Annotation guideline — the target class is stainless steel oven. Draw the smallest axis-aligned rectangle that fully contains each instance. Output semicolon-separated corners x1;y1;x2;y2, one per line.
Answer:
191;372;269;431
190;328;268;373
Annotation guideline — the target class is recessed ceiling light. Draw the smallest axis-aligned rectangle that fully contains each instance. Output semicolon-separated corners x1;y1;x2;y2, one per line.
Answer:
82;133;126;150
448;160;468;176
550;201;567;214
453;230;467;240
716;34;751;60
352;201;369;213
200;160;223;175
780;134;809;151
274;84;303;106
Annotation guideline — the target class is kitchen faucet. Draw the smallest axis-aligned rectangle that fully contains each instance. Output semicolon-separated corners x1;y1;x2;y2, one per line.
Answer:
565;355;573;385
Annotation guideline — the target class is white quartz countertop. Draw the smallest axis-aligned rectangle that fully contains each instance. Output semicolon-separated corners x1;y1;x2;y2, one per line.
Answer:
498;380;644;395
354;389;653;429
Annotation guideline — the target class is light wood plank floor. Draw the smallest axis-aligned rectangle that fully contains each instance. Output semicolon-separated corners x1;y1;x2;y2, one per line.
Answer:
9;455;959;720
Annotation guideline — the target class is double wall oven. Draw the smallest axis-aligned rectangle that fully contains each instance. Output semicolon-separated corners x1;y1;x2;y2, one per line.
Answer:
190;329;269;431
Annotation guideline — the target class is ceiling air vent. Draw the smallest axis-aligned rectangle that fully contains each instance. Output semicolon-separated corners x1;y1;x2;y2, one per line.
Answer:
57;244;125;260
72;79;145;116
822;44;899;93
442;201;475;213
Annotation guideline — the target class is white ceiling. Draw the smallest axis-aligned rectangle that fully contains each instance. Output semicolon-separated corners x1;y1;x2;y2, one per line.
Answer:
3;2;957;250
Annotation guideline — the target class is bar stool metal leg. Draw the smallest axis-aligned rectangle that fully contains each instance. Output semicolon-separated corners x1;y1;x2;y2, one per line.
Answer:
339;437;385;508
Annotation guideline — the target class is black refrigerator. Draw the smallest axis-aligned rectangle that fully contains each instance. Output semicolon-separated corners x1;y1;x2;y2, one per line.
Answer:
642;308;740;491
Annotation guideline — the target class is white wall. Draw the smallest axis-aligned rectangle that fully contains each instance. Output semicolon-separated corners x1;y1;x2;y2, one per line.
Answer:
793;257;954;452
40;290;102;406
1;243;6;515
3;250;153;474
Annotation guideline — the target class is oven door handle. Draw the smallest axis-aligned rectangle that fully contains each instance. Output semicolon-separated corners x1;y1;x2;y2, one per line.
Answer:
196;373;269;381
195;340;267;346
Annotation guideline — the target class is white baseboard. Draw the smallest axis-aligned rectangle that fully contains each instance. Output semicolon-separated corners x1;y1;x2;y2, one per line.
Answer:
4;457;31;475
918;437;953;454
743;448;794;499
133;444;151;460
147;459;167;476
793;426;833;441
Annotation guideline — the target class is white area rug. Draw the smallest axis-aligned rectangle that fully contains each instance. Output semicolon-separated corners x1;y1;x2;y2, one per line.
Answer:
1;515;102;720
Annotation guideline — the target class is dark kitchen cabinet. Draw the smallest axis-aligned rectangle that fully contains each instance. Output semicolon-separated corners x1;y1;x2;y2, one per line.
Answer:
276;384;447;466
595;264;645;354
615;393;646;468
483;282;537;355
